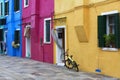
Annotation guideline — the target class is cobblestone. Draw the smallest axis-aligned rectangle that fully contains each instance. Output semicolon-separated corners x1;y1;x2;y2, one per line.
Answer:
0;55;119;80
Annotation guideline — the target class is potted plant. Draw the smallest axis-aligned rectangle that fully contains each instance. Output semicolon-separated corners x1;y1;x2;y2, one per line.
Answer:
103;33;115;48
12;41;20;48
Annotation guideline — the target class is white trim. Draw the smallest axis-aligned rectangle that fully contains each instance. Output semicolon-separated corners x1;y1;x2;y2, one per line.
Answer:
44;18;51;44
15;10;20;13
101;10;118;15
102;47;118;52
56;25;66;66
24;0;29;8
16;28;20;30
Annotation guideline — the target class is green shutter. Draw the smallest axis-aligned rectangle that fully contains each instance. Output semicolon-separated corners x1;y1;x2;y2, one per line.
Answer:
114;13;120;48
98;15;106;47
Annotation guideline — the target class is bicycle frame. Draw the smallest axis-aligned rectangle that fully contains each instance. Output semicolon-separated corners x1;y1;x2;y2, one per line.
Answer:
64;49;79;72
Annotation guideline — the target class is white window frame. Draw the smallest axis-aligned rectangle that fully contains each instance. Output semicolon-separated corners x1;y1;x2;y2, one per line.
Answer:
44;18;51;44
101;10;119;51
24;0;29;8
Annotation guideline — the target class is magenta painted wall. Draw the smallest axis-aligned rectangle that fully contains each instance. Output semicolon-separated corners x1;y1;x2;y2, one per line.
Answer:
22;0;54;63
39;0;54;63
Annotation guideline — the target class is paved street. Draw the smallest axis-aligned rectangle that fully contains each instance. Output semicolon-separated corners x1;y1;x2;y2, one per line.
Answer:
0;55;119;80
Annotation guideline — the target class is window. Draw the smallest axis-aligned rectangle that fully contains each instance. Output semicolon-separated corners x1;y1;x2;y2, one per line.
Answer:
98;13;120;48
0;18;6;25
14;0;19;11
0;29;3;41
14;30;20;44
5;1;9;15
0;2;3;16
44;18;51;43
24;0;29;7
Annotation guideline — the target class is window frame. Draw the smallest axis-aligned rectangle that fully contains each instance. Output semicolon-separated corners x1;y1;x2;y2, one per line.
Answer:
24;0;29;8
44;18;51;44
99;10;119;51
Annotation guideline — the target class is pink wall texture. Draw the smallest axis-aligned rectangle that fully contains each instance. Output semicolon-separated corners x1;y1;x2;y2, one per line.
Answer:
22;0;54;63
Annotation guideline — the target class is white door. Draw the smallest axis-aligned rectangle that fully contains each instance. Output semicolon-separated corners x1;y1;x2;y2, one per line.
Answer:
56;27;65;66
26;38;31;58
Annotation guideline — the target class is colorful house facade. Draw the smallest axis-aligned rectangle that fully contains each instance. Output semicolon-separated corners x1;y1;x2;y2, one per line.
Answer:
5;0;22;57
22;0;54;63
54;0;120;78
0;0;6;54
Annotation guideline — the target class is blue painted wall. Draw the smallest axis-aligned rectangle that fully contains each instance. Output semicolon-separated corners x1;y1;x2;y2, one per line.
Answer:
5;0;22;57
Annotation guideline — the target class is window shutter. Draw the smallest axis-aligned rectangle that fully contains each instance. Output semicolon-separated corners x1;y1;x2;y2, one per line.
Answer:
114;13;120;48
98;15;106;47
0;29;3;41
14;30;20;44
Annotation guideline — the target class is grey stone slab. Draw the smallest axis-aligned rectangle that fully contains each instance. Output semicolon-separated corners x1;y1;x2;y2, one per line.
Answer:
0;55;119;80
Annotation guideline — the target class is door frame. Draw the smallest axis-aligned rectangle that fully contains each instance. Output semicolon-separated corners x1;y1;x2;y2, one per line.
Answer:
56;25;67;66
25;25;31;58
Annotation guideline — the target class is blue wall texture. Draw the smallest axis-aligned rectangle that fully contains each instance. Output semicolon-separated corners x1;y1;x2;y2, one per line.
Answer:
5;0;22;57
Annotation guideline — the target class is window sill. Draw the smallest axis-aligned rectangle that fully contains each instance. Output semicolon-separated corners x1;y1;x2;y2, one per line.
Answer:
102;47;118;51
15;10;20;13
24;5;29;8
5;15;8;17
44;42;51;44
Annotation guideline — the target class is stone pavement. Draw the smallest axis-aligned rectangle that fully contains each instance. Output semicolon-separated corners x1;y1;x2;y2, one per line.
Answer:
0;55;119;80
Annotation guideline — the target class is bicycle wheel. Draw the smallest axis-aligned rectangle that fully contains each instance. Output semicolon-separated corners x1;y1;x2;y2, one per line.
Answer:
65;59;73;69
72;61;79;72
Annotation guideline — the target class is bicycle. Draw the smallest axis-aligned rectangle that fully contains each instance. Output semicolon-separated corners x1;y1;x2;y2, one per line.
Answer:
64;49;79;72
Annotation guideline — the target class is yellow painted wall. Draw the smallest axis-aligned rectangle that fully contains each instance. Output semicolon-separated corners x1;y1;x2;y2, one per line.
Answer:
54;0;120;78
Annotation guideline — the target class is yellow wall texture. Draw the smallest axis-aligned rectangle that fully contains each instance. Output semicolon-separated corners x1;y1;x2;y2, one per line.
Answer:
54;0;120;78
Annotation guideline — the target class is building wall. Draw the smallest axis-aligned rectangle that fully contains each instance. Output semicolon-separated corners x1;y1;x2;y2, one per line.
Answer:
6;0;22;57
54;0;120;78
0;0;5;29
39;0;54;63
22;0;40;60
22;0;54;63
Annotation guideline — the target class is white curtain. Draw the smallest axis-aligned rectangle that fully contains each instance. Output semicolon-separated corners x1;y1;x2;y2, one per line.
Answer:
51;29;64;60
